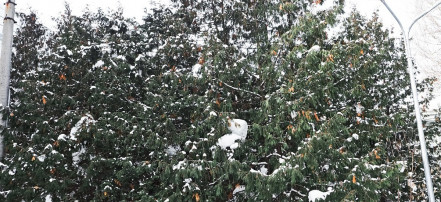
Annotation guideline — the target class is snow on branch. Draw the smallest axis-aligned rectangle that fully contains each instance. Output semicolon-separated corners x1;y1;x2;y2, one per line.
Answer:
216;78;262;98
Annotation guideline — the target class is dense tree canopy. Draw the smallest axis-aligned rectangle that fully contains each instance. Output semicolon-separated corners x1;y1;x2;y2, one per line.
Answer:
1;0;440;201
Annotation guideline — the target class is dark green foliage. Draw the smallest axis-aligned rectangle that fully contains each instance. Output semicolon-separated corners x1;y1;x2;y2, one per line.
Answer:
1;1;440;201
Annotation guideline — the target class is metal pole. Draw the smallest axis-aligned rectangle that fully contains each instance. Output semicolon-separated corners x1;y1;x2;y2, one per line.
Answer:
380;0;437;201
0;0;16;161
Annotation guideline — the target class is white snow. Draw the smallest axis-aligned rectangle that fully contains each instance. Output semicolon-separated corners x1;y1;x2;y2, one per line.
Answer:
72;147;86;165
57;134;67;141
45;194;52;202
216;119;248;150
310;0;336;14
192;64;202;78
233;185;246;194
290;111;297;120
209;111;217;117
308;45;321;53
92;60;105;68
352;133;359;140
308;187;333;202
166;145;181;156
217;134;242;150
227;119;248;139
355;102;364;114
70;114;96;141
173;160;186;170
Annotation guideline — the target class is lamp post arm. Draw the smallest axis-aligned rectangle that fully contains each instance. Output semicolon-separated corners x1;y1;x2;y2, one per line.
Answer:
379;1;436;201
380;0;407;38
409;1;441;34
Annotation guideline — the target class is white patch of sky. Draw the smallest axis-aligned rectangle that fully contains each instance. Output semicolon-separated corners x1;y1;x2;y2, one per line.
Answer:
14;0;172;29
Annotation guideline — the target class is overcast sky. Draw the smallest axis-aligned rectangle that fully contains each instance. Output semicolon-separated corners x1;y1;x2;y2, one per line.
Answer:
14;0;172;28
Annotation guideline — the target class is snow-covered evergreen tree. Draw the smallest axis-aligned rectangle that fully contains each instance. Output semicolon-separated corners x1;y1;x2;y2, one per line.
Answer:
1;1;440;201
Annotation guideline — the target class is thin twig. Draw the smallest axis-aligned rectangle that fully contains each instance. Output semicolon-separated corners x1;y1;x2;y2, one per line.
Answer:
216;78;262;98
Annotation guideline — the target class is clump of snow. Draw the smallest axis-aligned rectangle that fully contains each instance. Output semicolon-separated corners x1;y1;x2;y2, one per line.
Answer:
355;102;364;114
216;119;248;150
72;147;86;165
290;111;297;120
352;133;359;140
173;160;186;170
57;134;67;141
45;194;52;202
165;145;181;156
227;119;248;139
310;0;336;14
308;45;321;53
217;134;242;150
70;114;96;141
192;64;202;78
233;185;245;194
209;111;217;117
93;60;105;68
308;187;333;202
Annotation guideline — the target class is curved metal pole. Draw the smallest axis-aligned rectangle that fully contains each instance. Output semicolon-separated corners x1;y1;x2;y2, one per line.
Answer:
380;1;436;201
409;1;441;34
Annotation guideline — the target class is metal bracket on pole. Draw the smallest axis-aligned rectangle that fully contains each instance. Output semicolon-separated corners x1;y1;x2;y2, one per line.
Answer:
3;17;16;23
380;0;439;201
4;0;16;5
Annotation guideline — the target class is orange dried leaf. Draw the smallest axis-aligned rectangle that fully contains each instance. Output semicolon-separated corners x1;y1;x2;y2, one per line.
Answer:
33;185;39;190
305;112;311;120
42;96;47;105
352;175;356;183
104;191;108;196
272;50;277;56
288;87;294;93
287;124;293;130
219;81;223;87
193;193;200;202
374;150;380;159
32;156;36;161
327;54;334;62
50;168;56;175
59;74;66;81
339;148;345;154
9;112;14;117
114;179;122;186
360;49;364;55
314;111;319;121
199;57;205;65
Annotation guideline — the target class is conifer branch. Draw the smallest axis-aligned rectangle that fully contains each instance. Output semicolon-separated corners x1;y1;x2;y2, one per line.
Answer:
216;78;262;98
